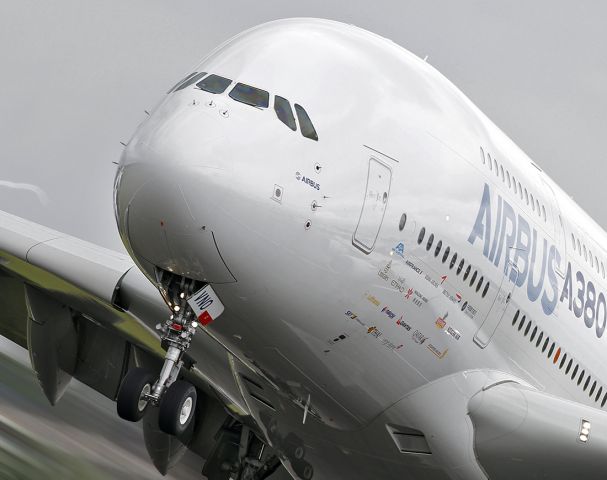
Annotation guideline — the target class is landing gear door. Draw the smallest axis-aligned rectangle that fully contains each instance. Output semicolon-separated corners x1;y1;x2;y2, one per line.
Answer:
474;260;518;348
352;157;392;254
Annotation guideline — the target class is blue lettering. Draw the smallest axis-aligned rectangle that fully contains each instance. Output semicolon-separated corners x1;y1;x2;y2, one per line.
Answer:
468;183;492;258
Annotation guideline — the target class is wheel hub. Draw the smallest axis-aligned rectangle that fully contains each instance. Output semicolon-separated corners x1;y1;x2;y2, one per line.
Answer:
179;396;193;425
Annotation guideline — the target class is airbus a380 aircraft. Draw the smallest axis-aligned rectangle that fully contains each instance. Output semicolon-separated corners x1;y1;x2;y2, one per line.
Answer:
2;18;607;479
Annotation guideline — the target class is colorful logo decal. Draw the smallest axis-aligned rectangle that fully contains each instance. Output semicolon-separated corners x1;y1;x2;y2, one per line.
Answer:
393;242;405;258
447;326;461;340
366;294;380;306
427;343;448;359
396;316;412;331
412;330;428;345
367;326;382;338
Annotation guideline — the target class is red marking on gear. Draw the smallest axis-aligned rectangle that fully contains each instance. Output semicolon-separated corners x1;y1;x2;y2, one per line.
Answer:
198;311;213;326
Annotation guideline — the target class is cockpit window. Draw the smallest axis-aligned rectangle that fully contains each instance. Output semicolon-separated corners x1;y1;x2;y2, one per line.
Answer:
174;72;207;92
294;104;318;141
196;74;232;94
167;72;198;93
229;83;269;108
274;96;296;131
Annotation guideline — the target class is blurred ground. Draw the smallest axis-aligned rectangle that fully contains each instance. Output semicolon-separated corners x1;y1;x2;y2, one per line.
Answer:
0;336;203;479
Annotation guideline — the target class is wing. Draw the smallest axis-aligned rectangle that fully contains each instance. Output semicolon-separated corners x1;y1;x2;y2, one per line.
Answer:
0;209;251;472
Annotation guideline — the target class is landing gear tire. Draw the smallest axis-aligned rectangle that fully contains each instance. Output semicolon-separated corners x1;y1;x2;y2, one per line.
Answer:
158;380;197;436
117;368;155;422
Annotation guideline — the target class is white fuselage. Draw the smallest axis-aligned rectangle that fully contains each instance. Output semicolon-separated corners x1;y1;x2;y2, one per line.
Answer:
114;18;607;479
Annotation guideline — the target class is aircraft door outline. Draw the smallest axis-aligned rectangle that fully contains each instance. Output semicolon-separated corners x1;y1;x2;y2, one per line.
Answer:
474;259;519;348
352;157;392;254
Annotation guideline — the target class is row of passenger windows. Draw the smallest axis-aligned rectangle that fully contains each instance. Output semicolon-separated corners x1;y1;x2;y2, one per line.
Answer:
169;71;318;141
511;310;607;407
414;223;491;301
570;231;607;280
479;148;607;282
480;147;547;222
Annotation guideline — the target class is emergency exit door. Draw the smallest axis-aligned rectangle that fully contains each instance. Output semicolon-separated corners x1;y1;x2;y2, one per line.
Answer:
352;157;392;254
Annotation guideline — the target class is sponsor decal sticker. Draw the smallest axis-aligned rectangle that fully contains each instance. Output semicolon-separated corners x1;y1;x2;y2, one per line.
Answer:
405;260;423;275
344;310;365;326
447;326;461;340
412;330;428;345
427;343;448;359
367;326;383;338
396;316;412;331
366;294;381;306
392;242;405;258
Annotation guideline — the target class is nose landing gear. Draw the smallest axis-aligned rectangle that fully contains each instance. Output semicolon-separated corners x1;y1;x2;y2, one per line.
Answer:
117;274;202;436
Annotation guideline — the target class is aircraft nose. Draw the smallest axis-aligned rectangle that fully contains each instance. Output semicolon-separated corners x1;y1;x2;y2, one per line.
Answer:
115;141;236;285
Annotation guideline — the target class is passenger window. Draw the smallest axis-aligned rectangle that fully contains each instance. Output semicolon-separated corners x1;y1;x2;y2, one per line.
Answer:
229;83;269;108
196;74;232;94
487;154;492;171
174;72;207;92
480;147;485;164
274;96;296;131
294;104;318;141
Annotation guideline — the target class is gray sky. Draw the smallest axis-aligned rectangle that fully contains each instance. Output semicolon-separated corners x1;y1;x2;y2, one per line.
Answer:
1;0;605;251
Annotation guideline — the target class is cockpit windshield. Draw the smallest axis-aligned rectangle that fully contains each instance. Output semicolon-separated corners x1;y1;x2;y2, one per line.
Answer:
294;104;318;141
274;96;296;131
196;74;232;94
173;72;207;92
229;83;269;108
169;71;318;141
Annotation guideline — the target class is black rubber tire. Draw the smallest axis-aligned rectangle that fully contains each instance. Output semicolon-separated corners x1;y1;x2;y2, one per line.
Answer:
116;368;155;422
158;380;197;436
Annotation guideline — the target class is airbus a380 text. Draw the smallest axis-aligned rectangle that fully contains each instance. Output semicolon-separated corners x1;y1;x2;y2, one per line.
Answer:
2;18;607;480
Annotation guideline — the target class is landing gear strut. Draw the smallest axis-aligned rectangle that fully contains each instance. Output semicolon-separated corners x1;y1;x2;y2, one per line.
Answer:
117;274;201;436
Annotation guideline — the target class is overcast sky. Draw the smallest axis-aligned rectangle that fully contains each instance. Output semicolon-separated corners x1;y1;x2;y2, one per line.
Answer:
1;1;605;251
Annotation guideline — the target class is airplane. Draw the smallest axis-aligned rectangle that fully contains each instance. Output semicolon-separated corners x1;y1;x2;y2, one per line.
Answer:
1;17;606;479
